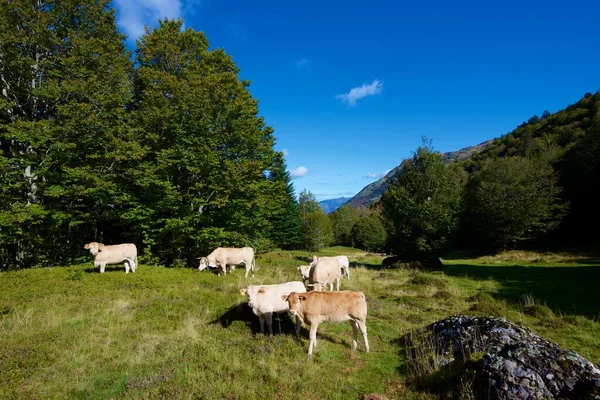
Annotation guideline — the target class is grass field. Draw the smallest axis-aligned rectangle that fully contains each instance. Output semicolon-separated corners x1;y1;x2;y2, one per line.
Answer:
1;247;599;399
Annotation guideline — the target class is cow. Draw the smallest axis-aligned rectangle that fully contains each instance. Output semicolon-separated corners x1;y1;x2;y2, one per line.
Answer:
84;242;138;274
297;265;312;283
308;256;342;291
240;281;306;335
198;247;255;277
281;291;370;356
311;255;350;279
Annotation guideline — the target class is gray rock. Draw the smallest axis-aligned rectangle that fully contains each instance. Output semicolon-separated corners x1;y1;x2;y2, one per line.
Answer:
407;315;600;399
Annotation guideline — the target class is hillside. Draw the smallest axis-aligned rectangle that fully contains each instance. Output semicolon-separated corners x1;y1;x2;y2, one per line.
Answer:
347;140;490;208
318;197;351;214
0;248;598;399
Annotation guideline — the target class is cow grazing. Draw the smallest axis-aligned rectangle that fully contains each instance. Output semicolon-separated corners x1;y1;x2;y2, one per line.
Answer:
240;281;306;335
198;247;255;277
84;242;138;273
311;255;350;279
282;291;370;356
308;256;342;291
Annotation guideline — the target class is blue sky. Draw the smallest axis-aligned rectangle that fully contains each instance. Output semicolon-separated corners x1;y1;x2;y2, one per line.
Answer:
113;0;600;201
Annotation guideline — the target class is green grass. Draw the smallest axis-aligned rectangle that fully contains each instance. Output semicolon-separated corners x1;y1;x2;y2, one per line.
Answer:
1;247;599;399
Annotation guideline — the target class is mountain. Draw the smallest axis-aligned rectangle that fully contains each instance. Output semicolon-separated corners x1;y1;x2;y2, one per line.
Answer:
318;197;351;214
347;140;491;208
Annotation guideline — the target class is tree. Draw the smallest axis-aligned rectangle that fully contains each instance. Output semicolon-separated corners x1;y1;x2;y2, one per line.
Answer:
267;153;302;249
463;156;567;249
351;213;387;252
329;204;364;246
298;190;333;252
381;139;463;259
131;19;286;265
0;0;137;268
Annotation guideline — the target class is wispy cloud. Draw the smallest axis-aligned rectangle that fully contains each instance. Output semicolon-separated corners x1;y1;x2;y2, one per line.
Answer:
114;0;186;42
227;22;247;39
289;166;309;178
282;148;289;157
365;169;391;180
336;79;383;107
292;58;310;70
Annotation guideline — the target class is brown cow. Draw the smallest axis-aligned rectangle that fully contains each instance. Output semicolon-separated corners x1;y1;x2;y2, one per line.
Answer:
281;291;369;355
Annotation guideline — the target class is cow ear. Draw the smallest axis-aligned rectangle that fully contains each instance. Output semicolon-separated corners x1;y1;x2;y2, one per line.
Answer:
299;295;307;301
240;289;247;296
258;288;265;294
281;295;288;301
98;243;105;248
84;243;89;249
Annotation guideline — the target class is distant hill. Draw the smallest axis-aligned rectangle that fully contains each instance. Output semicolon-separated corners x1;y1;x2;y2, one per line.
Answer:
318;197;351;214
347;140;490;208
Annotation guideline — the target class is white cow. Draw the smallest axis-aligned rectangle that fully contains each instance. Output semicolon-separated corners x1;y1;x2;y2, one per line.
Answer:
308;256;342;291
311;255;350;279
198;247;255;277
240;281;306;335
297;265;312;283
84;242;138;273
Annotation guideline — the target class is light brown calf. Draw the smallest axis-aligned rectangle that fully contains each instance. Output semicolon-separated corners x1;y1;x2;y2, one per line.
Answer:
282;291;369;356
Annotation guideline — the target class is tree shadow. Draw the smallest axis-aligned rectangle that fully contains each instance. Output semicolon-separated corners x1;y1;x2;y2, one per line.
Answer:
350;261;384;271
444;263;600;317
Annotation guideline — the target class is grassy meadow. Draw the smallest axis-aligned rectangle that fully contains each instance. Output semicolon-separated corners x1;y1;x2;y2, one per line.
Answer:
1;247;599;399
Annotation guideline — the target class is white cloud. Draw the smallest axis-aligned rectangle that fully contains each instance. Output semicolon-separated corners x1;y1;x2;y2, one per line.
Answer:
282;148;289;157
336;79;383;107
365;169;392;180
293;58;309;69
289;166;309;178
114;0;185;42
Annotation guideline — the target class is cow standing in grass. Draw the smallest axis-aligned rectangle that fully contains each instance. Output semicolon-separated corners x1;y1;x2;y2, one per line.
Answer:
282;290;370;355
308;256;342;291
240;281;306;335
84;242;138;273
198;247;255;277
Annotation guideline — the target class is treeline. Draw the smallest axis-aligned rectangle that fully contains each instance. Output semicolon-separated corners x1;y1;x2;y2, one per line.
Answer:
325;91;600;258
0;1;301;268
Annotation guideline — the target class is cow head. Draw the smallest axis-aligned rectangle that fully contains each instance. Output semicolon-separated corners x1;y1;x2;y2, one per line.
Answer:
297;265;311;280
197;257;209;271
84;242;104;255
281;292;306;316
310;255;319;266
241;286;265;309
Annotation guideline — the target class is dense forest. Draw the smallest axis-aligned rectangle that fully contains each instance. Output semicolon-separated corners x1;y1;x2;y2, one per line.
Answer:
0;1;300;268
1;1;598;270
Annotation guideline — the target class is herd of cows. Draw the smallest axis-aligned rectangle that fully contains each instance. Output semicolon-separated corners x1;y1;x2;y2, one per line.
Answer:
83;242;370;356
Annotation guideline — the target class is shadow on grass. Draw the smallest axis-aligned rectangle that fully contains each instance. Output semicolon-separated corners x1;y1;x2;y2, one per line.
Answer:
445;263;600;317
211;302;350;347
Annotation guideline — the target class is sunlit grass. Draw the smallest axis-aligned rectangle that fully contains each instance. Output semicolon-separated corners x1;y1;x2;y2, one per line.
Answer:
1;247;599;399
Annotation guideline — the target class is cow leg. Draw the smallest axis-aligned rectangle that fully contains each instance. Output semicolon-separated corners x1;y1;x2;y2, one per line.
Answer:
258;314;265;334
294;316;302;337
265;312;273;335
125;261;130;274
349;320;359;350
308;323;319;355
100;263;106;273
357;319;370;352
129;258;137;273
329;282;333;291
220;263;226;276
244;261;250;278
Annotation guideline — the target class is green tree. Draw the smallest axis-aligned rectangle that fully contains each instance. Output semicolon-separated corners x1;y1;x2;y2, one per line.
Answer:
329;204;364;246
381;139;463;259
463;156;567;249
131;19;284;265
267;154;302;249
298;190;333;251
0;0;138;268
351;212;387;252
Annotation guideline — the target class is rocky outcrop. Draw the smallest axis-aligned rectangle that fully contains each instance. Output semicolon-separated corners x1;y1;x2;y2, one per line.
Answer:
407;315;600;399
